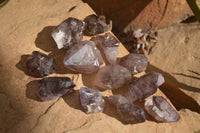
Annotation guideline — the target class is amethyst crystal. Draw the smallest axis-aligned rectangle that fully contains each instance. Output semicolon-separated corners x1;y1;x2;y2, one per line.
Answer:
79;87;104;114
95;65;132;90
126;72;164;101
83;14;111;36
118;54;148;75
51;17;85;49
92;32;120;64
36;77;75;101
145;96;180;122
109;95;146;124
63;40;103;74
26;51;57;77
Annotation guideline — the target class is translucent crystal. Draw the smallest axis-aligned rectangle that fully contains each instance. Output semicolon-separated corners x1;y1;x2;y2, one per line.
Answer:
145;96;180;122
36;77;75;101
63;40;103;74
79;87;104;114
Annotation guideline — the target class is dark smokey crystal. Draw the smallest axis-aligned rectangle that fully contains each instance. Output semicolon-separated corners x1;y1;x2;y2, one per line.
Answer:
145;96;180;122
26;51;57;77
109;95;146;124
36;77;75;101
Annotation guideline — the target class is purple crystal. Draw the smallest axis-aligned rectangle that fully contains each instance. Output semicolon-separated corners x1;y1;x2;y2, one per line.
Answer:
63;40;103;74
145;96;180;122
36;77;75;101
26;51;57;77
95;65;132;90
83;14;111;36
126;72;165;101
79;87;104;114
51;17;85;49
109;95;146;124
92;32;120;64
118;54;148;75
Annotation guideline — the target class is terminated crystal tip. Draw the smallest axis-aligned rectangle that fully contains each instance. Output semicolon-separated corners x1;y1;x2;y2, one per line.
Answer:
145;96;180;122
79;87;104;114
36;77;75;101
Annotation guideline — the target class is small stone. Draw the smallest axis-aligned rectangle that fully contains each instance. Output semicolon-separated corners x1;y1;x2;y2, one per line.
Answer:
109;95;146;124
51;17;85;49
84;14;111;36
36;77;75;101
92;32;120;64
26;51;57;77
63;40;103;74
118;54;148;74
145;96;180;122
79;87;104;114
126;72;165;101
95;65;132;90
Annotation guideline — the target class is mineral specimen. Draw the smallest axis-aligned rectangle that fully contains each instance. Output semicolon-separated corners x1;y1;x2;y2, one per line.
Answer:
92;32;120;64
63;40;103;74
36;77;75;101
109;95;146;124
79;87;104;114
83;14;111;36
51;17;85;49
118;54;148;75
26;51;57;77
145;96;180;122
126;72;164;101
95;65;132;90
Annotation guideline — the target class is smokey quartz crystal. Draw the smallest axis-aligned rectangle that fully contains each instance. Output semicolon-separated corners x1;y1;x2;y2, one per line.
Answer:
26;51;57;77
36;77;75;101
51;17;85;49
145;96;180;122
79;87;104;114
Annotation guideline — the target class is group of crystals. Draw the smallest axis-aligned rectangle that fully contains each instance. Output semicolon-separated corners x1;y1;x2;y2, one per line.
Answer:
26;14;180;124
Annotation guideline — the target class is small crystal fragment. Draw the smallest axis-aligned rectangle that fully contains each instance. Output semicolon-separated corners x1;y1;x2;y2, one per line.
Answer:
63;40;103;74
36;77;75;101
145;96;180;122
109;95;146;124
126;72;164;101
92;32;120;64
84;14;111;36
79;87;104;114
118;54;148;74
95;65;132;90
26;51;57;77
51;17;85;49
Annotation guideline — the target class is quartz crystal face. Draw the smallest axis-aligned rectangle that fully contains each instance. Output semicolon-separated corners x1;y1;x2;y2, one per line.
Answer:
118;54;148;74
95;65;132;90
26;51;57;77
51;17;85;49
63;40;103;74
92;32;119;64
126;72;165;101
83;14;110;36
36;77;75;101
109;95;146;124
79;87;104;114
145;96;180;122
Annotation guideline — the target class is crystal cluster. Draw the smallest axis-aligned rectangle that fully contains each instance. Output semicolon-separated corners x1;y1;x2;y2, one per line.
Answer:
118;54;148;74
79;87;104;114
26;51;57;77
109;95;146;124
36;77;75;101
95;65;132;90
145;96;180;122
63;40;103;74
51;17;85;49
126;72;165;101
92;32;119;64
